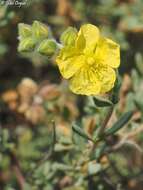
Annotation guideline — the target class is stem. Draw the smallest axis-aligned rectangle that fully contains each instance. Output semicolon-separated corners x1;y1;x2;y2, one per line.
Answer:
51;120;57;153
90;106;114;156
98;106;114;136
10;152;25;190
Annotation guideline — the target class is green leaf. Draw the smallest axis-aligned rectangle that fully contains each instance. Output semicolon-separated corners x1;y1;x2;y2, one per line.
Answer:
23;183;32;190
92;96;113;107
134;95;143;112
135;52;143;75
105;111;133;136
72;124;94;143
52;163;72;171
110;72;121;104
88;162;102;175
54;143;73;152
94;143;107;160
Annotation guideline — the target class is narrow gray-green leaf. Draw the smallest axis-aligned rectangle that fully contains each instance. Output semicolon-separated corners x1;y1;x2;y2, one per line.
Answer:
105;111;133;136
72;124;94;143
110;72;121;104
92;96;113;107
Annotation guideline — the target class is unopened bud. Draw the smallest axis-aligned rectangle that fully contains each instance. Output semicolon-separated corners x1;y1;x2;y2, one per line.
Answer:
37;39;57;56
60;27;78;46
32;21;49;40
18;37;36;52
18;23;32;38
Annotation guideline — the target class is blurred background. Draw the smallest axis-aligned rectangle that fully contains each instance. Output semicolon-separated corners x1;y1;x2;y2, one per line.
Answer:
0;0;143;190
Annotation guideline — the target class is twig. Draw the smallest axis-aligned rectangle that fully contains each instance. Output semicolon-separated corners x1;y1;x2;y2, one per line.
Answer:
10;152;25;190
111;139;143;154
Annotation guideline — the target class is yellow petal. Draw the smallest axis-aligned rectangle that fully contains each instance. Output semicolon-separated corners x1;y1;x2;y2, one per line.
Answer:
56;47;84;79
76;31;86;51
76;24;100;51
96;66;116;93
69;66;101;95
95;37;120;68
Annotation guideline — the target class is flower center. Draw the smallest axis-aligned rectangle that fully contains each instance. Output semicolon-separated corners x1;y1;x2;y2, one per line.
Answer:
87;57;95;66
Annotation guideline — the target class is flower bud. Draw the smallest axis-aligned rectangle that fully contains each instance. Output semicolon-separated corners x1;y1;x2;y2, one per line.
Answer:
18;23;32;38
37;39;57;56
18;37;36;52
32;21;49;40
60;27;78;46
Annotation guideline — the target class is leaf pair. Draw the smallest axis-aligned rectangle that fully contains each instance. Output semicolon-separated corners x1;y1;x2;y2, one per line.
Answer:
72;111;133;142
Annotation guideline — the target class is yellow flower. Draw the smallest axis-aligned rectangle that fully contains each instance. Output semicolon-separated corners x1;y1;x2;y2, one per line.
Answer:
56;24;120;95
